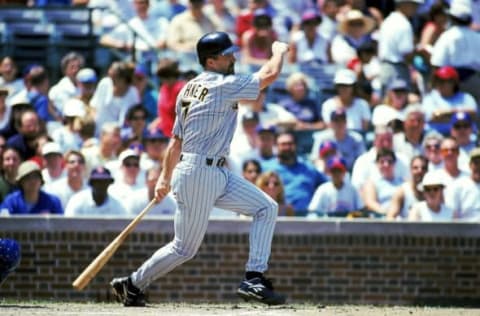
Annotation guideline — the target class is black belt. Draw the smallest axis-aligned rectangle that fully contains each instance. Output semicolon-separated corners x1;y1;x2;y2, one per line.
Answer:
179;154;226;167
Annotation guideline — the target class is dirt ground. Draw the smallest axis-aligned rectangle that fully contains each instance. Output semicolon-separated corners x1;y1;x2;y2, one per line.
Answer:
1;301;480;316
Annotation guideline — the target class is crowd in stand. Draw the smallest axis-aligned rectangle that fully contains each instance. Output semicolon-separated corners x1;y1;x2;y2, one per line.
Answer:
0;0;479;222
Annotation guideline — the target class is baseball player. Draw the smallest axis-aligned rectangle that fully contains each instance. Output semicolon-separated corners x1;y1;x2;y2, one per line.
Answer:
0;238;21;287
111;31;289;306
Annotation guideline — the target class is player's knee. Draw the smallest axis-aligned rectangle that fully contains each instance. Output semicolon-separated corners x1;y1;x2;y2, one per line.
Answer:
171;242;200;261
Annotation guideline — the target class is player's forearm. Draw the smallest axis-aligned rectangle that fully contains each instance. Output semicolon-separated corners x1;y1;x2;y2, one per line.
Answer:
257;41;289;90
160;136;182;182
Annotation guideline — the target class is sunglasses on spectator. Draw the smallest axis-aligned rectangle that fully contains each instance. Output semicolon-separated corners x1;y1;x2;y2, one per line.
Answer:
453;123;471;130
131;115;146;121
441;147;459;155
424;186;442;193
123;161;140;168
67;159;85;165
378;158;395;165
267;181;280;187
426;143;440;151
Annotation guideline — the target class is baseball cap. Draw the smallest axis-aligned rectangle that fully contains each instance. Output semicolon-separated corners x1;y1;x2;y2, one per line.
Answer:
334;68;357;85
118;149;140;163
63;98;86;117
76;68;97;83
301;9;322;25
255;124;276;134
143;129;169;141
448;2;472;21
327;156;347;171
0;86;9;95
15;161;42;183
372;105;402;127
41;142;62;156
89;166;114;181
135;64;148;77
450;111;472;125
330;108;347;121
420;171;445;190
469;148;480;160
319;140;337;157
387;78;409;91
434;66;459;81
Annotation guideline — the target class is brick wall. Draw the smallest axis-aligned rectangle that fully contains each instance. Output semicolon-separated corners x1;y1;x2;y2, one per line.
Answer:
1;217;479;306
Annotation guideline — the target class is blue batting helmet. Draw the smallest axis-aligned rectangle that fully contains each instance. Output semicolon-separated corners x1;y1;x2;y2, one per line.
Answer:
0;238;21;285
196;32;239;67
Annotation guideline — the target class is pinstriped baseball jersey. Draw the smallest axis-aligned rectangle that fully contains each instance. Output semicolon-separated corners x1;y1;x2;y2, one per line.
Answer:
173;72;260;156
130;70;280;291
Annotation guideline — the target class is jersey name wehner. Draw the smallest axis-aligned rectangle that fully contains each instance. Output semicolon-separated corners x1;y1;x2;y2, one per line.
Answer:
183;82;208;102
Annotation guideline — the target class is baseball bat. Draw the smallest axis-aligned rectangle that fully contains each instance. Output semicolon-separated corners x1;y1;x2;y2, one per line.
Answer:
72;198;157;290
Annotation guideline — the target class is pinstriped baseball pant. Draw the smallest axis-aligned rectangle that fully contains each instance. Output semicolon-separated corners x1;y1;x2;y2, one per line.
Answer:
131;154;278;290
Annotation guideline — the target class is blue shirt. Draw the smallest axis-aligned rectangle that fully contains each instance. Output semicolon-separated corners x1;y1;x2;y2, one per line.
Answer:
1;190;63;215
279;96;321;123
262;158;327;215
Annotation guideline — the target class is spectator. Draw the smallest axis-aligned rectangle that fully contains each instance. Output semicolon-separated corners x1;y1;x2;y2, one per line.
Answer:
288;9;329;65
256;170;294;216
393;104;426;162
230;110;260;163
133;64;157;124
312;140;338;173
75;68;98;115
308;156;363;217
321;68;371;133
235;0;270;46
0;57;25;107
150;0;186;21
242;159;262;184
48;52;84;115
278;72;324;130
378;0;424;94
204;0;238;43
0;87;11;132
363;148;404;216
40;142;66;185
90;61;140;132
126;166;177;216
422;66;477;135
150;59;185;138
418;1;448;62
65;166;128;216
379;78;412;121
241;8;278;68
387;155;428;220
317;0;339;42
449;112;476;156
121;104;148;150
108;149;145;205
0;161;63;215
447;148;480;221
6;109;41;160
262;131;327;215
140;128;169;171
430;2;480;103
331;10;375;66
166;0;217;58
408;171;454;221
351;125;409;193
43;150;88;209
437;137;470;184
51;98;85;152
422;130;444;171
81;122;122;174
311;108;365;171
99;0;170;61
0;146;22;202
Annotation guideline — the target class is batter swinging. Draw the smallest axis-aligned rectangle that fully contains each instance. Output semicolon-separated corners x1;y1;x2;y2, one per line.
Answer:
111;32;289;306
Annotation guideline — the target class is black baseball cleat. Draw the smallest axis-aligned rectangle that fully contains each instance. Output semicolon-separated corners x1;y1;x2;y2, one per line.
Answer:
110;276;146;307
236;277;286;306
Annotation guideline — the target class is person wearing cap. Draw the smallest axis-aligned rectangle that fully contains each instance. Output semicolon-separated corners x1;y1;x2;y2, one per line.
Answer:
321;68;371;132
378;0;426;95
41;142;66;185
430;0;480;103
421;130;444;171
392;104;426;162
0;56;25;106
382;78;414;117
235;0;271;46
48;52;84;115
166;0;217;56
140;128;169;171
65;166;128;216
288;9;329;65
422;66;477;134
51;98;86;153
76;68;97;112
241;8;278;68
90;61;140;132
408;170;453;221
387;155;428;220
330;10;376;66
446;147;480;221
311;108;365;171
278;72;325;130
437;137;470;185
0;161;63;215
312;140;338;173
449;111;476;155
363;148;404;216
308;156;362;218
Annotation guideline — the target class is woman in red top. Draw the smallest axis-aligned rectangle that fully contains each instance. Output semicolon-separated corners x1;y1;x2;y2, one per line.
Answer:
150;59;185;137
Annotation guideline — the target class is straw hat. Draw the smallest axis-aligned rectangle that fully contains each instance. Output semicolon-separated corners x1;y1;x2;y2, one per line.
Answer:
338;10;375;35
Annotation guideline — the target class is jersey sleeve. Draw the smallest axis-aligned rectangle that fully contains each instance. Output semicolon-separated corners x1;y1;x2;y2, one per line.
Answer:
223;74;260;102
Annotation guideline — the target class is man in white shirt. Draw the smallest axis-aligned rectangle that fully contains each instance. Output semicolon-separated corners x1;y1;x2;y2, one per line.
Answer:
65;166;128;217
378;0;424;96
